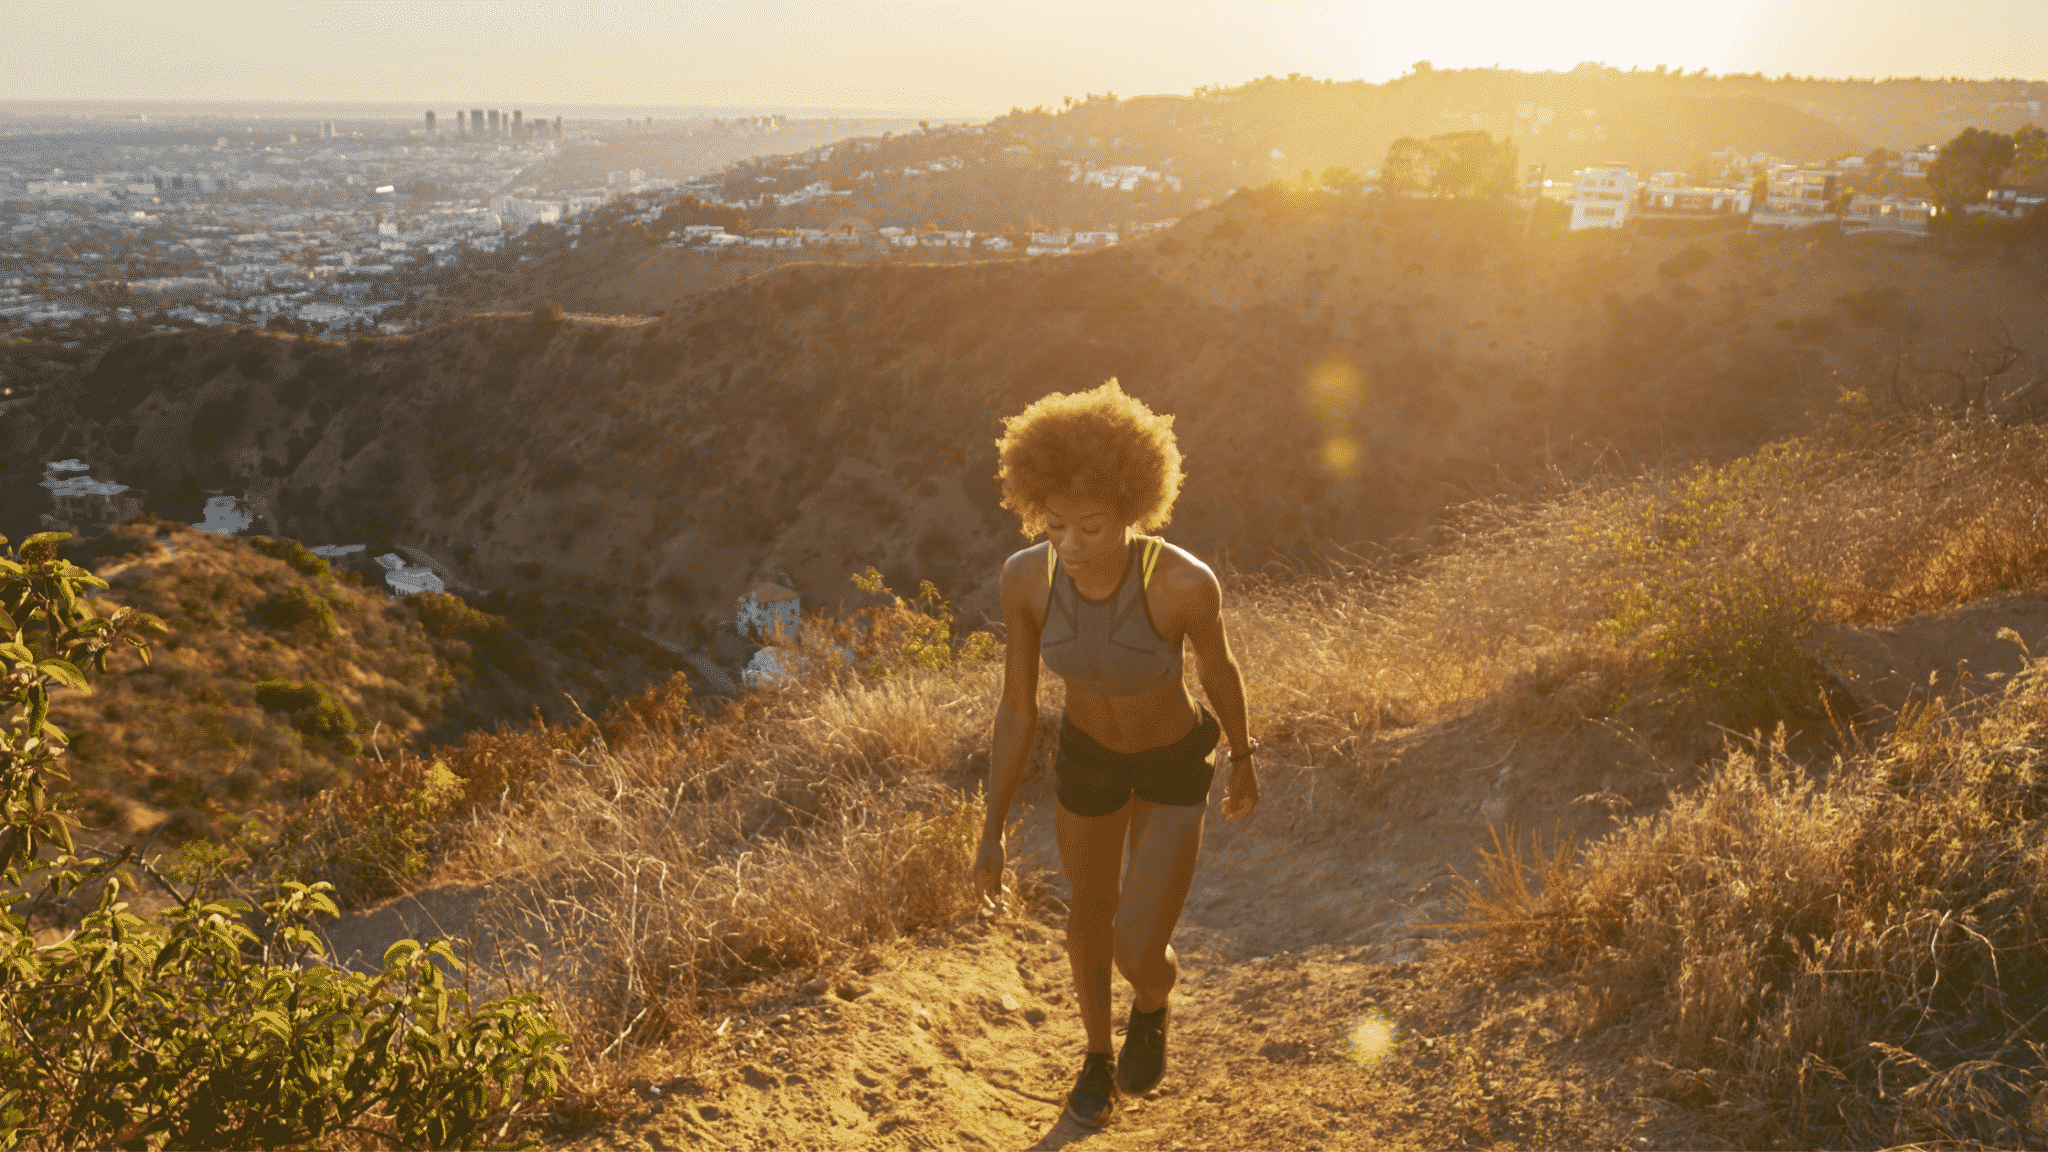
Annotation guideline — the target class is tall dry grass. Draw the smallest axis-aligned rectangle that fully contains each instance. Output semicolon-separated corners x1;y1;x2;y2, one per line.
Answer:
1455;651;2048;1148
308;415;2048;1091
423;593;1067;1074
1233;416;2048;749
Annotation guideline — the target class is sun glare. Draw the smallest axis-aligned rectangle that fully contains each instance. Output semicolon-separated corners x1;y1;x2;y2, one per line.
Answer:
1345;1008;1401;1065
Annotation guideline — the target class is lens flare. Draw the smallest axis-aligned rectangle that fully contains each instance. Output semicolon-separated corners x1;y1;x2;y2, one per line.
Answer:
1304;360;1366;425
1345;1007;1400;1066
1322;436;1358;475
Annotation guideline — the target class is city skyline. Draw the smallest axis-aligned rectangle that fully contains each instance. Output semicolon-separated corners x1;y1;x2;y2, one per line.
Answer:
6;1;2047;117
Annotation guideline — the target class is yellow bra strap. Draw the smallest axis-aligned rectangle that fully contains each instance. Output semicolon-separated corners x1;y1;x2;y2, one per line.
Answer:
1141;536;1163;589
1047;542;1057;584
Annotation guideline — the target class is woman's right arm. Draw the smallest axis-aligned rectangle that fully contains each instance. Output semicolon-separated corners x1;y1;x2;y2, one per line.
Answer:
976;549;1042;912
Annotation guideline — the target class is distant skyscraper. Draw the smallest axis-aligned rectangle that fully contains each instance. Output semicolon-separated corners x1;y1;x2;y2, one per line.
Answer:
471;109;485;137
554;115;563;137
512;110;522;137
426;110;436;134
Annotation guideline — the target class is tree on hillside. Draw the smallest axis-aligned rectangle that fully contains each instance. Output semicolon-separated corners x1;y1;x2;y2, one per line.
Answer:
1379;131;1517;199
1927;127;2014;209
1319;165;1365;194
1381;137;1431;196
2013;124;2048;186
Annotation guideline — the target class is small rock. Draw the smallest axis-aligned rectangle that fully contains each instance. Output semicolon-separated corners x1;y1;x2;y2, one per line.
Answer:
1023;1007;1047;1026
914;1008;933;1029
739;1064;774;1090
999;994;1020;1012
770;1013;792;1028
697;1104;723;1121
835;979;872;1001
798;976;830;996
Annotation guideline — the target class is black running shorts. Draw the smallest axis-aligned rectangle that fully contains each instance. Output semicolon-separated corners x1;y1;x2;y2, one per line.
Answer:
1054;707;1220;818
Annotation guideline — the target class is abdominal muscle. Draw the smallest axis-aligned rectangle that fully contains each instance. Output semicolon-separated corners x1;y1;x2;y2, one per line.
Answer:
1059;675;1199;755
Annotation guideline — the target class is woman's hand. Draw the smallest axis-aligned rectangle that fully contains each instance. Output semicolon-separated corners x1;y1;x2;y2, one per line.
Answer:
973;829;1009;916
1221;757;1259;821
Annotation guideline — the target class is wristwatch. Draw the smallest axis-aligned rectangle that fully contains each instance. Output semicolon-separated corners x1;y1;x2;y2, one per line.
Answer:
1228;737;1259;764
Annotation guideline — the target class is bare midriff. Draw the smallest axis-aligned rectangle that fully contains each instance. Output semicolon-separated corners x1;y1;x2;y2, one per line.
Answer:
1060;675;1200;754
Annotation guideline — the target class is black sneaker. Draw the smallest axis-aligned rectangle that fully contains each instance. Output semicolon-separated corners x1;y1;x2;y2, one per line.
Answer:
1116;1003;1169;1095
1064;1051;1119;1128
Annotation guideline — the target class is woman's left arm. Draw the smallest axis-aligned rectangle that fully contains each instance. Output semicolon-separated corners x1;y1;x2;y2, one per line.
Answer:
1173;561;1258;820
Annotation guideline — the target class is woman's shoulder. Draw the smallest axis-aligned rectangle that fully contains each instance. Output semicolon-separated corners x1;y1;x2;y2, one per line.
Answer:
1145;536;1220;602
999;541;1054;586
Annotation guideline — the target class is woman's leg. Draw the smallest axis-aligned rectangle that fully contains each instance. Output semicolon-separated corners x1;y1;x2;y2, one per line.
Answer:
1114;795;1206;1011
1056;795;1134;1055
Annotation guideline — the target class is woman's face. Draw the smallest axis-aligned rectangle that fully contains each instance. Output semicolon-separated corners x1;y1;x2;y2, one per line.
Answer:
1043;490;1128;573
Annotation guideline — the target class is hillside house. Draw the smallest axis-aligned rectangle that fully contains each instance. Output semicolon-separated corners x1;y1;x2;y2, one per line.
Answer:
1568;164;1636;230
1636;181;1752;218
1841;193;1935;234
737;579;801;642
1975;186;2047;219
39;461;145;533
1754;169;1839;229
374;552;445;598
1901;146;1938;179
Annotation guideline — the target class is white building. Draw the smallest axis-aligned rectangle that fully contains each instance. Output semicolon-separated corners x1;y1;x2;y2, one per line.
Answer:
737;580;800;641
1975;186;2046;220
1568;164;1636;230
375;552;445;598
1840;194;1936;234
1637;178;1753;218
1754;169;1839;229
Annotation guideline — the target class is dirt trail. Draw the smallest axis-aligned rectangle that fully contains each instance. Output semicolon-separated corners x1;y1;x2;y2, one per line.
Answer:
529;704;1672;1151
321;589;2048;1149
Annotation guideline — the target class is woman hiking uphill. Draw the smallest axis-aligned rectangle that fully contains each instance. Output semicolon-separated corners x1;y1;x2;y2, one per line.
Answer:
973;379;1259;1130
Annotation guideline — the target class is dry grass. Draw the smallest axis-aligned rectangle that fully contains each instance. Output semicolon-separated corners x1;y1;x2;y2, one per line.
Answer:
285;414;2048;1120
1235;416;2048;751
417;600;1066;1080
1455;656;2048;1149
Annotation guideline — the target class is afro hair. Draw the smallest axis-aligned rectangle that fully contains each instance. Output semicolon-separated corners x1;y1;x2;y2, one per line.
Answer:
995;378;1184;538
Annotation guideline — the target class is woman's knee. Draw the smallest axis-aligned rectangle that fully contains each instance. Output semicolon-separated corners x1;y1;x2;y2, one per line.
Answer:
1112;923;1168;972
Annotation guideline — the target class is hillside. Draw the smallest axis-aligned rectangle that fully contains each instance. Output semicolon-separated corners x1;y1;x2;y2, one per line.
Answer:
407;225;1006;328
52;519;680;847
14;193;2048;654
296;413;2048;1149
706;69;2045;234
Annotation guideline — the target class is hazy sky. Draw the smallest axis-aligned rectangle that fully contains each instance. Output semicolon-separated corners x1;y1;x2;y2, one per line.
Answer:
8;0;2046;115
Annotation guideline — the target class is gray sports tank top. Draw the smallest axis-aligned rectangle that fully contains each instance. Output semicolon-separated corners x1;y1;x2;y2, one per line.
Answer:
1040;536;1183;697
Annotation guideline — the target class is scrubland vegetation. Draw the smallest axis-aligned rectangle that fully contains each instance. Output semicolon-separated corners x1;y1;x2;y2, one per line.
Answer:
10;407;2048;1147
40;521;682;878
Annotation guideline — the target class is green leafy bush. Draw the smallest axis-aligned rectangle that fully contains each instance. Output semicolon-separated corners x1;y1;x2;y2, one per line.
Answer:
846;568;998;675
0;532;566;1148
247;534;332;579
1589;448;1829;723
257;582;339;642
253;677;360;753
411;592;539;689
